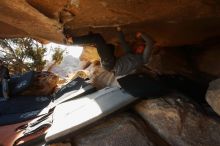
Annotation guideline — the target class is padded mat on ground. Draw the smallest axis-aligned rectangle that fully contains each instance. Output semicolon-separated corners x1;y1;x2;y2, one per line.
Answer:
0;71;34;96
0;77;95;126
0;96;52;114
0;110;42;126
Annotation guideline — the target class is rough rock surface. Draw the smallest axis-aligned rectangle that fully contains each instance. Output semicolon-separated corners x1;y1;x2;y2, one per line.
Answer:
20;71;59;96
194;43;220;79
147;47;193;77
206;78;220;116
79;46;100;62
1;0;220;46
134;95;220;146
1;1;220;146
71;113;169;146
51;143;71;146
65;0;220;46
0;0;65;43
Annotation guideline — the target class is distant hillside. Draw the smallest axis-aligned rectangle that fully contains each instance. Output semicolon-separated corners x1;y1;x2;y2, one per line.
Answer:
45;55;80;79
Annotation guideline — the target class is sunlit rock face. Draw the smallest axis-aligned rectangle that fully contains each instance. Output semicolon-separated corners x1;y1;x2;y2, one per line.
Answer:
0;0;65;42
0;0;220;46
79;46;100;62
20;71;59;96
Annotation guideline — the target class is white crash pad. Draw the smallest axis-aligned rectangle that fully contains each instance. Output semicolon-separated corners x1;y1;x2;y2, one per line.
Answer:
46;87;137;142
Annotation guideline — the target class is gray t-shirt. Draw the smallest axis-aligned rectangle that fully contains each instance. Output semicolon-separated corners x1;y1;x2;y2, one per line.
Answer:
113;54;143;76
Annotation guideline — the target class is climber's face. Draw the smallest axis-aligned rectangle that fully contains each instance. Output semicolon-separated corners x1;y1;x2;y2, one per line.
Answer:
132;40;145;54
65;35;73;44
135;45;145;54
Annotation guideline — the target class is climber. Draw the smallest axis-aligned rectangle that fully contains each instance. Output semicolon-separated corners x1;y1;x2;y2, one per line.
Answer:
113;27;154;76
64;29;207;101
0;59;10;100
63;28;154;76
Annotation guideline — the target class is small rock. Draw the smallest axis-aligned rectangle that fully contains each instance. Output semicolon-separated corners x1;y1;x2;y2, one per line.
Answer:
206;78;220;116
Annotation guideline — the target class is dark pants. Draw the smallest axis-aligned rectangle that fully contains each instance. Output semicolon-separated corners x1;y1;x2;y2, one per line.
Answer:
118;73;208;102
71;33;116;71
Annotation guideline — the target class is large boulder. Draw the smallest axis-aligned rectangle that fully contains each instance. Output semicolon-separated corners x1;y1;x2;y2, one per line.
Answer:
134;95;220;146
0;0;220;46
70;113;169;146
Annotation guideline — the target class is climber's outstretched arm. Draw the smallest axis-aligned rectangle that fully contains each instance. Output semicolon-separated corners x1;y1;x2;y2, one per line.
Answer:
117;27;132;53
137;32;155;63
